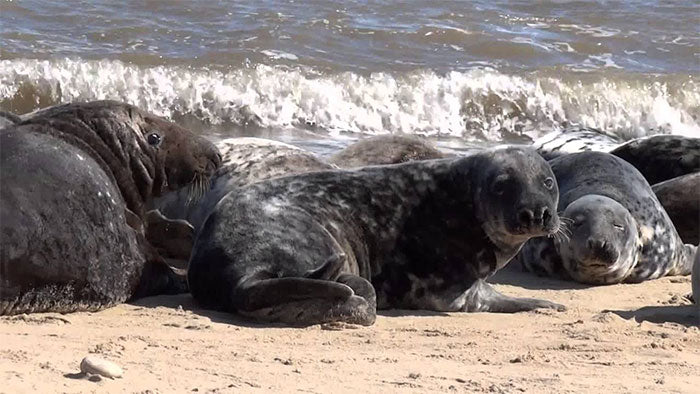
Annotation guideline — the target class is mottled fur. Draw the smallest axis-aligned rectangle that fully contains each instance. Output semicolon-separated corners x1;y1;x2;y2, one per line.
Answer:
188;146;564;327
518;152;695;285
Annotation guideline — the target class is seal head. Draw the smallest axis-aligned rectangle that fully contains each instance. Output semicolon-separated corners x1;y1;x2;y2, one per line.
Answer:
557;195;638;284
473;147;560;262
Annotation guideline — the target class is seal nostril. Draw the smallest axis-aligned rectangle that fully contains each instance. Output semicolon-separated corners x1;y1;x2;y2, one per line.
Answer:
518;209;534;226
541;207;551;226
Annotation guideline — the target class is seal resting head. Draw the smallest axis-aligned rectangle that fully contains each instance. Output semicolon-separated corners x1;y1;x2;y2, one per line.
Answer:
557;195;638;284
23;100;222;218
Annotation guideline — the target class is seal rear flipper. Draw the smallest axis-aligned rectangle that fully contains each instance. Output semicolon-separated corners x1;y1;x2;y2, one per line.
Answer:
461;279;566;313
233;276;376;326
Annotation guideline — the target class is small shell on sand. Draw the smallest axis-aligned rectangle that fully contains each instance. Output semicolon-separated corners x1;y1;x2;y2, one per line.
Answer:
80;356;123;378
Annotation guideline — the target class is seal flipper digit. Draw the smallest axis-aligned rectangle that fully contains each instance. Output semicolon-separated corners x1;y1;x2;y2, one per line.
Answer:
462;280;566;313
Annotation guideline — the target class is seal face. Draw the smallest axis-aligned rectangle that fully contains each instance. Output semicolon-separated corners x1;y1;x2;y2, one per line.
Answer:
517;151;696;285
0;100;221;315
610;135;700;185
188;146;565;327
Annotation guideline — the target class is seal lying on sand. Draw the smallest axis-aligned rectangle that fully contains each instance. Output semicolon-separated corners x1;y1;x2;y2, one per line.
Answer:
517;152;695;285
153;137;334;232
609;135;700;185
532;127;623;160
651;173;699;245
329;135;446;167
0;100;221;315
188;146;565;326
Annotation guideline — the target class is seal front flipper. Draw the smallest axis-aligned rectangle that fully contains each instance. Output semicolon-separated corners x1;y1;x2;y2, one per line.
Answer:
233;274;376;327
144;209;195;261
461;280;566;313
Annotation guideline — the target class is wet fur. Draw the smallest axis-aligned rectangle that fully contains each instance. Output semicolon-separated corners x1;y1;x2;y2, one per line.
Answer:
0;101;220;315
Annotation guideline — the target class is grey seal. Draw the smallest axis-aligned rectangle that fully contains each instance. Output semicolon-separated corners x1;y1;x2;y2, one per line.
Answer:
0;100;221;315
651;173;699;245
609;135;700;184
153;137;334;233
0;110;21;129
329;135;446;167
188;146;565;327
517;151;695;285
532;127;623;160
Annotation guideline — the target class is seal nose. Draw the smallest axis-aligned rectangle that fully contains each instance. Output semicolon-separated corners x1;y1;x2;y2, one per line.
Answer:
518;206;551;229
586;237;618;262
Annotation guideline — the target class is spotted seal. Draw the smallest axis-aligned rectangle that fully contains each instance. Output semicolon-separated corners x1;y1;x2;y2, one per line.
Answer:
651;173;699;245
532;127;623;160
188;146;565;326
517;151;695;285
329;135;446;167
0;100;221;315
153;137;334;233
609;135;700;185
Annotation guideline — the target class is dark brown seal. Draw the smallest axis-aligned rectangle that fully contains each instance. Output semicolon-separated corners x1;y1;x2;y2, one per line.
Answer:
0;100;221;315
188;146;565;327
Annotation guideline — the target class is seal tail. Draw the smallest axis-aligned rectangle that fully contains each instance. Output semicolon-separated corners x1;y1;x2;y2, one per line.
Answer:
231;255;376;326
667;243;697;276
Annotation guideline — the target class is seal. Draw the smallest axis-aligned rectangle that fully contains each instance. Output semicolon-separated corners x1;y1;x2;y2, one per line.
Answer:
609;135;700;184
188;146;565;326
329;135;446;167
532;127;623;160
0;110;21;129
651;173;699;245
517;151;696;285
0;100;221;315
692;248;699;313
153;137;334;232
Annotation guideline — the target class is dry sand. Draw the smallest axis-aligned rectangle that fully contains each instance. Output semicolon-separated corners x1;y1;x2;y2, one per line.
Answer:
1;269;698;394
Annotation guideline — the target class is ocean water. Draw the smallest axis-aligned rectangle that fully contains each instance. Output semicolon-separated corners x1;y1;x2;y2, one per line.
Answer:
1;0;698;153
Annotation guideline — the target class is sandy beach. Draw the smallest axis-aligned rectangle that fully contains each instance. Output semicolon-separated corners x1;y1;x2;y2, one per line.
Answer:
1;268;697;394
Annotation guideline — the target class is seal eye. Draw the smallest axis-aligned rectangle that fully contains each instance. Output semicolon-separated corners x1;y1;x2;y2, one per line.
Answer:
613;224;625;231
543;177;554;190
147;133;162;146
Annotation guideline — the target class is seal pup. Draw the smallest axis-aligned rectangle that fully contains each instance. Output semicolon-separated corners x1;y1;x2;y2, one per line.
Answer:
188;146;565;326
0;100;221;315
152;137;335;232
329;135;446;168
651;173;699;245
532;127;623;160
517;152;695;285
610;135;700;185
